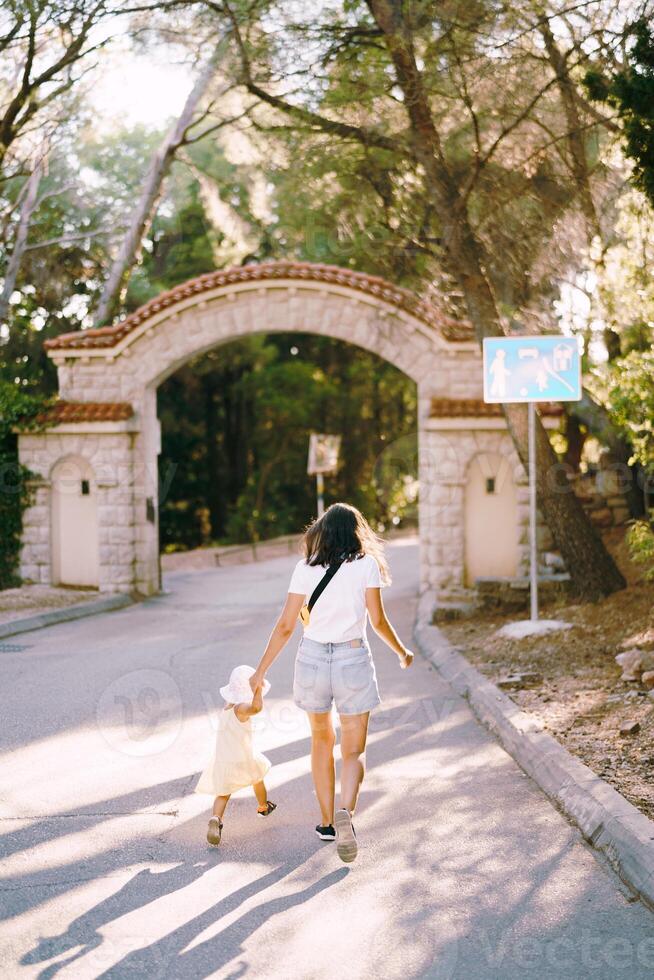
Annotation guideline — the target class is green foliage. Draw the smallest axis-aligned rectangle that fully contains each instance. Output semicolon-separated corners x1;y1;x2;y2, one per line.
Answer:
157;333;417;548
7;3;643;564
127;183;218;310
246;0;620;327
0;383;48;589
626;520;654;582
591;189;654;357
586;19;654;207
592;350;654;474
269;136;431;290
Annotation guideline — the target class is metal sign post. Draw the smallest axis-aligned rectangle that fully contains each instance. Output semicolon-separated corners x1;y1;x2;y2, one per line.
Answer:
528;402;538;620
307;433;341;518
483;336;581;622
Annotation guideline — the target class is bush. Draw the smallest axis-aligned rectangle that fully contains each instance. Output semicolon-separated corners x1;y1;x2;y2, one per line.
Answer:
0;383;48;589
626;519;654;583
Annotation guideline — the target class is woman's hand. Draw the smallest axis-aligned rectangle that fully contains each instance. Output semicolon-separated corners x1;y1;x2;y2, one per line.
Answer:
249;670;265;693
398;649;414;669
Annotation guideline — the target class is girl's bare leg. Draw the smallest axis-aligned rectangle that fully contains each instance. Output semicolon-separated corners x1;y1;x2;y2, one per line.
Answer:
212;794;230;820
253;780;268;811
307;711;336;826
338;712;370;814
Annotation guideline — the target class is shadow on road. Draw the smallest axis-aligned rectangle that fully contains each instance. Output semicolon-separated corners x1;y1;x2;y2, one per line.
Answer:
96;866;349;979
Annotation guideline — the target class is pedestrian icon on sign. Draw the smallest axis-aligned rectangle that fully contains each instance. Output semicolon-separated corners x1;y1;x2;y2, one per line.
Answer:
489;349;511;399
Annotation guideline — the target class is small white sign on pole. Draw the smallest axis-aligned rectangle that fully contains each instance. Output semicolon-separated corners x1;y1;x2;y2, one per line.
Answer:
308;433;341;518
482;335;582;621
307;434;341;475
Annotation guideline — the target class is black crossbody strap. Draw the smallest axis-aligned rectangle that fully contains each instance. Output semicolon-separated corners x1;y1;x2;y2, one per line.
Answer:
307;558;345;613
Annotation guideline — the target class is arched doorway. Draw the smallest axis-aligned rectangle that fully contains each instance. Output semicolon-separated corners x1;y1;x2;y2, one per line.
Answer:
155;331;418;551
51;455;100;588
464;452;518;585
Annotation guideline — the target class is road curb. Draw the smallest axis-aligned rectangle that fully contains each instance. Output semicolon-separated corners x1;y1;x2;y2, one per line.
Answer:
414;610;654;910
0;594;134;640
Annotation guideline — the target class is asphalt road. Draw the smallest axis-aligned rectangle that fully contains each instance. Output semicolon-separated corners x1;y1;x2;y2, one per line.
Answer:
1;538;653;979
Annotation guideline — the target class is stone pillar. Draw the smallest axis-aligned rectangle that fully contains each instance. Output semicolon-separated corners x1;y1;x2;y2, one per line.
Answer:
132;390;162;596
418;427;467;602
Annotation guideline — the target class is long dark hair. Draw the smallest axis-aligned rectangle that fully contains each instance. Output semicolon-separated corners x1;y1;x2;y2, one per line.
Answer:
301;502;391;585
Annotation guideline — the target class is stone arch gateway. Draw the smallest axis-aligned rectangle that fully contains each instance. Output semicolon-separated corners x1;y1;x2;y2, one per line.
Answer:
17;260;546;605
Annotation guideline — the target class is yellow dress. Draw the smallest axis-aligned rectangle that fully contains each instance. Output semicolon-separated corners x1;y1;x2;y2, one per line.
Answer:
195;706;271;795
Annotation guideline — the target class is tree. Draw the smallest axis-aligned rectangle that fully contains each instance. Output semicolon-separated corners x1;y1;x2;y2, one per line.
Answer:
0;1;117;176
0;148;45;327
92;40;235;325
586;18;654;208
209;0;627;598
0;381;48;588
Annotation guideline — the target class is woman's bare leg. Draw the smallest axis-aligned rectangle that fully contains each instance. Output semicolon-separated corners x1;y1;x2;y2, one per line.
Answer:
212;794;230;820
338;712;370;814
307;711;336;826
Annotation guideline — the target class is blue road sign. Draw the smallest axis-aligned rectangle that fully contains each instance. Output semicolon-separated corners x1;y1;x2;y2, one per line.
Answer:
483;335;581;403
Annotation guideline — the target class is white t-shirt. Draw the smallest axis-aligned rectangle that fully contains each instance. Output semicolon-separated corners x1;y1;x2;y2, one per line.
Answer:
288;553;384;643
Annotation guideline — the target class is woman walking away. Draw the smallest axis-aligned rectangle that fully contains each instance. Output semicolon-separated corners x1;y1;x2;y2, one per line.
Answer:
250;502;413;864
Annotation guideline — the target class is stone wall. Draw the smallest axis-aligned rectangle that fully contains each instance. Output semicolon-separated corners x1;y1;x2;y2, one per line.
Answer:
571;452;632;529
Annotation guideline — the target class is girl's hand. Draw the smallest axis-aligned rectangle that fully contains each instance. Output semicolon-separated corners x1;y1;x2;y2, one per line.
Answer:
398;649;414;669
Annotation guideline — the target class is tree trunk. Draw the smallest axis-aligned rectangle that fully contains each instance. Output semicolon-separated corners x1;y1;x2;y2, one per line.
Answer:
253;433;291;539
503;402;625;599
203;378;223;539
93;46;223;327
562;411;586;472
0;152;43;326
365;0;625;599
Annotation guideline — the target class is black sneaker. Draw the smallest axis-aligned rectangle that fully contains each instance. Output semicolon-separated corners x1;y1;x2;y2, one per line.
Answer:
315;824;336;841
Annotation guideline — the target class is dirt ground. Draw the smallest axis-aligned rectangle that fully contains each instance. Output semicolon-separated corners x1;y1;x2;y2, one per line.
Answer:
440;528;654;820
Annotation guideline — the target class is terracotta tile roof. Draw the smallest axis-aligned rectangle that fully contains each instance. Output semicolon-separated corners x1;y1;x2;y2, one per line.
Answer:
44;260;474;351
430;398;564;418
33;401;134;425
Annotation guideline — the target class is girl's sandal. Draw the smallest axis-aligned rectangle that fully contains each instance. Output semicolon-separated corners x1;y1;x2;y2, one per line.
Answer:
207;817;223;846
257;801;277;817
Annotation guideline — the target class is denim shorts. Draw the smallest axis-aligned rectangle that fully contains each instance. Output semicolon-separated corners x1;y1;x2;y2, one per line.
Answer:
293;636;381;715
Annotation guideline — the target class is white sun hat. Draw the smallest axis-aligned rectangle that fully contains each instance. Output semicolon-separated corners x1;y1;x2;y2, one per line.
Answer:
220;664;271;704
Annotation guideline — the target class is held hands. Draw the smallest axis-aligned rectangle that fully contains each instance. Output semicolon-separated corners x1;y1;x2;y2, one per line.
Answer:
398;648;414;669
249;671;265;694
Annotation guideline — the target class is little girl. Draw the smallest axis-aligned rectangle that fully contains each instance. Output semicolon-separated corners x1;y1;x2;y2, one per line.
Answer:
195;664;276;846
